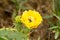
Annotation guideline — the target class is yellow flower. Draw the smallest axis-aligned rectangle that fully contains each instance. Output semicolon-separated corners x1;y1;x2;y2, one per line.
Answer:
15;16;21;23
21;10;43;29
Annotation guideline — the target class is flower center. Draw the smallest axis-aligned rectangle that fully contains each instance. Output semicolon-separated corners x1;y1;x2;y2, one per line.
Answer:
28;16;34;22
29;19;32;22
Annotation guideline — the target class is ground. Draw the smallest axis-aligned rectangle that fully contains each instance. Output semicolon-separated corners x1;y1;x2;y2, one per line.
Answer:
0;0;58;40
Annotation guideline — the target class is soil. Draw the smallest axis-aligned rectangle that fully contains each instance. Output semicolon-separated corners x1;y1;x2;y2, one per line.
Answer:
0;0;15;27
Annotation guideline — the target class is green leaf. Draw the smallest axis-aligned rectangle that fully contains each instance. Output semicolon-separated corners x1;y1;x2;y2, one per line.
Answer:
49;26;59;30
14;22;22;31
21;27;30;34
43;14;54;18
0;37;6;40
12;10;17;19
52;13;60;21
0;28;28;40
55;31;59;39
